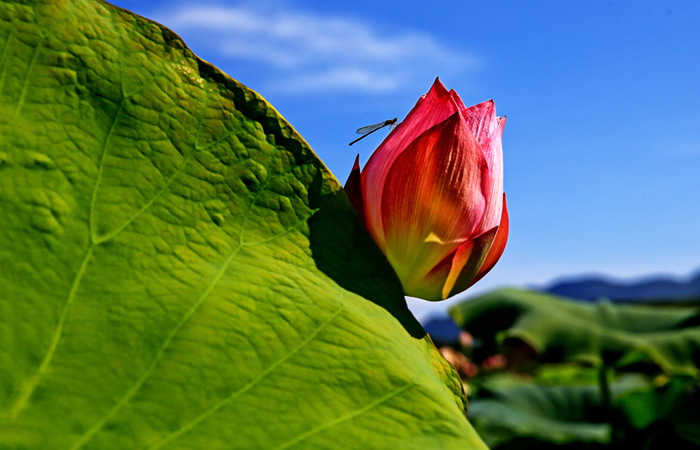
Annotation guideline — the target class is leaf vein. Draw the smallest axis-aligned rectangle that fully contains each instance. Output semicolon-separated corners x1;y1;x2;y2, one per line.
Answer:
88;98;124;242
67;241;245;450
240;208;318;247
273;383;415;450
8;245;95;420
13;33;42;119
92;145;197;244
146;306;345;450
92;92;208;245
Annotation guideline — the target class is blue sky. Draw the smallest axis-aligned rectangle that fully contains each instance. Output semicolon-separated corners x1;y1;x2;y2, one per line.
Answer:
110;0;700;321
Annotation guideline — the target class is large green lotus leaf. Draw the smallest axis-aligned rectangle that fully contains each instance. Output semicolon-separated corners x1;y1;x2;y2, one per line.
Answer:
470;371;700;450
449;288;700;375
468;374;651;450
0;1;487;448
618;376;700;445
469;387;610;449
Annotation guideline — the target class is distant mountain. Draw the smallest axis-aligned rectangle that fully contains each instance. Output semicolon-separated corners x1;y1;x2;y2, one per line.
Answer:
544;269;700;302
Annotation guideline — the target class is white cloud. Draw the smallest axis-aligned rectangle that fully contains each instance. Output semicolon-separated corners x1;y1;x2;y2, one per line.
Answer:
279;67;404;93
160;4;480;94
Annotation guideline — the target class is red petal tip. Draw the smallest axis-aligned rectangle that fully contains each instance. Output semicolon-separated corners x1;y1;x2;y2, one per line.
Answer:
428;77;449;96
351;154;360;171
344;156;366;224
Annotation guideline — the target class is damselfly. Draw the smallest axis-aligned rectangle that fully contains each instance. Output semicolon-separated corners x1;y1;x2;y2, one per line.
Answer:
349;118;398;146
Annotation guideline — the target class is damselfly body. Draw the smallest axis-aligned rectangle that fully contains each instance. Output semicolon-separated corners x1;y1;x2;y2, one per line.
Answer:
349;118;398;146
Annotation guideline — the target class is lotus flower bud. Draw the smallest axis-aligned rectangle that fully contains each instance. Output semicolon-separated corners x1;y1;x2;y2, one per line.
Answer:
345;78;508;301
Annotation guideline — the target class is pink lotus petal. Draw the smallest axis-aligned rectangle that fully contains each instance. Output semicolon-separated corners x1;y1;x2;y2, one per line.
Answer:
377;111;490;288
471;194;509;287
345;79;508;301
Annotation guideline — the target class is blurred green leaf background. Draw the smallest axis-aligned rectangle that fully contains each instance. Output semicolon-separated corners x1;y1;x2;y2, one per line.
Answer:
441;289;700;449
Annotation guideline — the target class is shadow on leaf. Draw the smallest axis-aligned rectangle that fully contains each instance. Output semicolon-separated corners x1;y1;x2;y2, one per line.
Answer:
307;174;426;340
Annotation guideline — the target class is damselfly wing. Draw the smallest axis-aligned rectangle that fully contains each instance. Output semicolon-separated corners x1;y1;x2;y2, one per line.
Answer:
349;118;398;146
